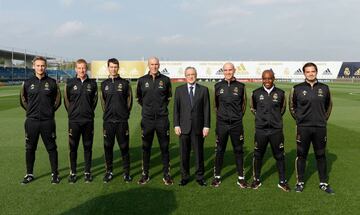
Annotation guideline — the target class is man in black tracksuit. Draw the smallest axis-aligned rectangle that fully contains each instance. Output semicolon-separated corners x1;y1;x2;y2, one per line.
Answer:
211;62;248;188
136;57;173;185
20;56;61;184
249;70;290;192
64;59;98;183
289;62;334;194
101;58;133;183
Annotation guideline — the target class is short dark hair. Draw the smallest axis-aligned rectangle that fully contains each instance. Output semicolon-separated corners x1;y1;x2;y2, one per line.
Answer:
107;58;119;67
32;56;47;65
262;69;274;78
302;62;318;73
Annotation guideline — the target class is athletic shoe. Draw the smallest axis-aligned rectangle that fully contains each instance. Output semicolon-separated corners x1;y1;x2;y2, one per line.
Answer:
250;179;262;189
319;183;335;195
278;181;291;192
162;175;174;185
68;174;77;184
103;172;113;183
196;179;207;186
138;174;150;185
178;179;189;186
51;173;60;184
237;178;248;188
84;172;92;183
211;177;221;187
295;182;304;192
21;174;34;184
123;174;132;183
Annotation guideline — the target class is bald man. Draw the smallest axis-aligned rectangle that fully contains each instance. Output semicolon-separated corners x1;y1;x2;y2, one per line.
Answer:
136;57;173;185
211;62;248;188
250;70;290;192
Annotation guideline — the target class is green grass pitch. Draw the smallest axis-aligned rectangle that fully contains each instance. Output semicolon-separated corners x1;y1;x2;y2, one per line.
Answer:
0;81;359;214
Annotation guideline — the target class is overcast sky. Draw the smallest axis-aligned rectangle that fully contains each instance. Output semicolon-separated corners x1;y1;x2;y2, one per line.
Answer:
0;0;359;61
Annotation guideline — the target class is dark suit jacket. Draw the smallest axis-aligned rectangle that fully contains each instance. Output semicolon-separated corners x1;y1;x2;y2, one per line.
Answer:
173;83;210;135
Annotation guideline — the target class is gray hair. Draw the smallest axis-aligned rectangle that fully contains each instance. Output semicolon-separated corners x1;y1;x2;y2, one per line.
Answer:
184;66;197;76
147;56;159;63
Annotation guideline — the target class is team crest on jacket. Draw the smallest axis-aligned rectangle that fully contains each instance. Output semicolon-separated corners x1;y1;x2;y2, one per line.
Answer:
233;87;239;95
159;80;164;88
105;85;109;91
87;84;92;92
302;90;307;96
44;82;50;90
318;88;323;97
259;94;264;100
73;85;78;91
279;142;284;149
30;84;35;90
219;88;224;94
145;82;149;88
272;93;278;102
117;83;123;91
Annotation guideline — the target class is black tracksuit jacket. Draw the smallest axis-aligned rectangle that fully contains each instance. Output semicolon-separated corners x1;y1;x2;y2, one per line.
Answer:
101;76;133;123
250;86;286;129
136;72;172;119
20;74;61;120
64;76;98;122
289;81;332;127
215;79;246;122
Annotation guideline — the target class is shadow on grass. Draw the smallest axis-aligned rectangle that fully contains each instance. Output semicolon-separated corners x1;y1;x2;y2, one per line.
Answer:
247;148;338;185
285;150;337;184
243;147;337;185
33;120;177;181
60;187;177;215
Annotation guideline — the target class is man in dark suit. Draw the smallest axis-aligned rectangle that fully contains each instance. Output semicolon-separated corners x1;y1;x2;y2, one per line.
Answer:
174;66;211;186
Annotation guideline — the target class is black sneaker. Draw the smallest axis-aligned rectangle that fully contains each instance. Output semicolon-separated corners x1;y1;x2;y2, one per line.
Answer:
84;173;92;183
138;174;150;185
211;177;221;187
178;179;189;186
319;183;335;195
295;182;304;192
21;174;34;184
278;181;291;192
196;179;207;186
237;178;248;188
103;172;113;183
250;179;262;189
123;174;132;183
68;174;77;184
51;173;60;184
162;175;174;185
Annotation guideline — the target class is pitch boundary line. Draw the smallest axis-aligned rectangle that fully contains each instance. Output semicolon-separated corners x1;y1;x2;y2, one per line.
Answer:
349;92;360;95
